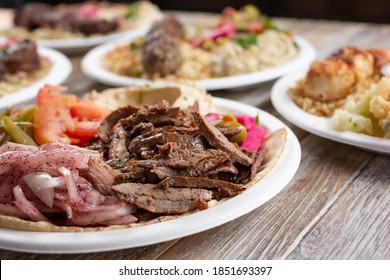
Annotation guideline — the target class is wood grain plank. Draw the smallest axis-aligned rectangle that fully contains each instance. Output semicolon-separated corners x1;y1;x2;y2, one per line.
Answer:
262;101;309;141
286;155;390;259
156;136;376;259
0;240;180;260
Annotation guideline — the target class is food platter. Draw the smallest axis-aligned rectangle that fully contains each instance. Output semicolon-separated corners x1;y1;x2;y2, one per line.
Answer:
271;70;390;155
0;47;72;110
0;1;163;53
0;97;301;253
81;32;316;91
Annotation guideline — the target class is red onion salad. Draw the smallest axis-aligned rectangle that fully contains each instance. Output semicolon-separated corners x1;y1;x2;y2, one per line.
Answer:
0;142;137;227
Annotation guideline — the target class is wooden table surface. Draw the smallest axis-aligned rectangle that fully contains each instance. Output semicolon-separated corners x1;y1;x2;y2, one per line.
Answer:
1;15;389;260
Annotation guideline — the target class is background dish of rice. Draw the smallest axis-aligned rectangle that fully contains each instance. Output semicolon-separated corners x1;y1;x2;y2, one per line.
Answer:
0;58;51;98
288;72;383;117
102;30;298;81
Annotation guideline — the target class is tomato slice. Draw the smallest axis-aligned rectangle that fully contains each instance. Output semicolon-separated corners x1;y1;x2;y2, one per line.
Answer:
70;100;110;121
67;119;100;138
36;84;68;106
33;85;109;145
34;94;78;145
246;22;263;33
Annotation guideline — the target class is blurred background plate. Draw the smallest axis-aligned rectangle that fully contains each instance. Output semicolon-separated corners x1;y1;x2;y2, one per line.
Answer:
81;31;316;91
271;70;390;155
0;47;72;110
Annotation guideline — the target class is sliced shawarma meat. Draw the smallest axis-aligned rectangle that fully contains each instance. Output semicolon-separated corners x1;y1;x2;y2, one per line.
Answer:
204;163;239;176
127;122;155;139
114;166;146;182
98;105;138;143
108;125;130;160
192;111;253;166
195;149;230;174
162;132;207;151
120;101;180;129
150;166;177;179
249;150;264;182
123;147;229;175
112;183;212;214
157;176;244;198
155;126;199;134
150;162;238;180
88;101;274;218
128;133;164;158
87;157;116;195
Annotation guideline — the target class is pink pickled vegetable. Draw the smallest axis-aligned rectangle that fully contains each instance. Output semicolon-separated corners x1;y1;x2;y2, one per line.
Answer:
77;6;97;19
205;20;236;40
235;115;255;130
240;124;267;153
0;37;17;50
204;113;220;122
190;20;236;48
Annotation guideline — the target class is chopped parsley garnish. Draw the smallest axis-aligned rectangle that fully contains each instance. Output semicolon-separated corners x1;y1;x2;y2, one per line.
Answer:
255;113;261;125
129;42;140;50
125;3;138;20
129;70;141;77
235;33;257;49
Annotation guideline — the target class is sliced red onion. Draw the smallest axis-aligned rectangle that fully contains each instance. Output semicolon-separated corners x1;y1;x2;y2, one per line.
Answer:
0;202;29;219
40;141;100;155
0;151;32;174
23;172;63;208
1;149;100;190
82;188;105;206
70;204;135;226
13;185;48;222
31;201;64;213
0;142;38;153
53;200;73;219
54;191;68;201
58;167;84;207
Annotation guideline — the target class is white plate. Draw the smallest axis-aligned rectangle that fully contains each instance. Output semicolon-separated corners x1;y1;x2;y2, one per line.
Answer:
0;97;301;254
37;27;149;53
81;32;316;91
0;47;72;110
271;71;390;155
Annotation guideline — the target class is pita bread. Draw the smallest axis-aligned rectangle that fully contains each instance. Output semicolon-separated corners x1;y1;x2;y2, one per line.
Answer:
83;82;215;115
0;126;287;232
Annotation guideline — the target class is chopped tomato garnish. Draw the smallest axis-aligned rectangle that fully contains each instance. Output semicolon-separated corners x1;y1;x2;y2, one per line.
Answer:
33;84;109;145
246;22;264;33
70;99;110;121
